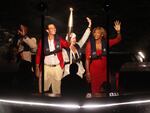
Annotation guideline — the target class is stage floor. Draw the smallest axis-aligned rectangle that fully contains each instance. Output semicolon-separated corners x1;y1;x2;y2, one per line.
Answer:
0;91;150;113
0;70;150;113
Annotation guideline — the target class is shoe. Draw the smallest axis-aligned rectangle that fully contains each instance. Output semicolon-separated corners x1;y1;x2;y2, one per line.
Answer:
86;93;92;98
109;92;119;97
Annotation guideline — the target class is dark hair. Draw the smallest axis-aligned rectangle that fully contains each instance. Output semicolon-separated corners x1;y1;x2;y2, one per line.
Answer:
69;63;78;74
45;23;57;30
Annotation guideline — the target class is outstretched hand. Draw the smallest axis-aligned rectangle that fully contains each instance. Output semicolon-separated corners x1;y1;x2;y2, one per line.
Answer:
86;17;92;27
114;20;121;33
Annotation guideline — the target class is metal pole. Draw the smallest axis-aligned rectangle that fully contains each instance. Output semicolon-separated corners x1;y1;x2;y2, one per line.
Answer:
41;14;45;94
103;0;111;96
38;0;47;95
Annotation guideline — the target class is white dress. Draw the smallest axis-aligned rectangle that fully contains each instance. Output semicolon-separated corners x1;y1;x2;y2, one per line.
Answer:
62;28;91;78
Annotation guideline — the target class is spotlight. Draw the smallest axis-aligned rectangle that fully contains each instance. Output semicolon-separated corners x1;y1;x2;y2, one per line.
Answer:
136;51;146;62
138;51;145;59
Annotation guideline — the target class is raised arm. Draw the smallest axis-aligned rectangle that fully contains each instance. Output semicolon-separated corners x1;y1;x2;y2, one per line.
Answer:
78;17;91;48
23;37;37;49
109;20;122;47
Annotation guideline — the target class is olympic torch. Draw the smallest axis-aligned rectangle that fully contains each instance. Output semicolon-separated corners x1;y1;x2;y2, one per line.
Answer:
66;7;73;41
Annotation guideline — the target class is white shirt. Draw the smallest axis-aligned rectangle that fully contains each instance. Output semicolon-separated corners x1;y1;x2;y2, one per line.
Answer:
44;39;60;65
17;37;37;62
62;28;91;77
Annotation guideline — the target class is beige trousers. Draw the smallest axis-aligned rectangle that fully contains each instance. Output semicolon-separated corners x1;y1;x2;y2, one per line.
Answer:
39;64;63;94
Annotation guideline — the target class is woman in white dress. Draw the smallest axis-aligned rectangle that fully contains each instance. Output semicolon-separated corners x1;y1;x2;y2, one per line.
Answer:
62;17;91;78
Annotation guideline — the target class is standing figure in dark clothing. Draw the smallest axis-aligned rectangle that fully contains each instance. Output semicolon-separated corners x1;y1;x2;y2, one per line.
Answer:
16;24;37;93
61;63;86;98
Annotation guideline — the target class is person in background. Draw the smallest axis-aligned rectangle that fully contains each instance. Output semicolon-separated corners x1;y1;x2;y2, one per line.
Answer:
16;24;37;93
61;63;86;98
85;20;122;97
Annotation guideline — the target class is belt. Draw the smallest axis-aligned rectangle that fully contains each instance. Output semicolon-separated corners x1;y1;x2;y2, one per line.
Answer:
45;64;59;67
65;62;70;65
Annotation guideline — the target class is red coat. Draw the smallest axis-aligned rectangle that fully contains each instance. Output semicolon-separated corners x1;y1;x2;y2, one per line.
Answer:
36;36;70;69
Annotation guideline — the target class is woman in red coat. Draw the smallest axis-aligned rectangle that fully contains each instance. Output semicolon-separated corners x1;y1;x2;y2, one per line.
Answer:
85;20;121;97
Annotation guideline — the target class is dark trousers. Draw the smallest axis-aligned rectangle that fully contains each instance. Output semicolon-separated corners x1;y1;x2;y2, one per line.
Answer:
16;60;34;93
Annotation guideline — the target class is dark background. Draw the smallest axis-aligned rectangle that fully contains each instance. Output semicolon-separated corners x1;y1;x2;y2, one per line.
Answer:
0;0;150;93
0;0;150;53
